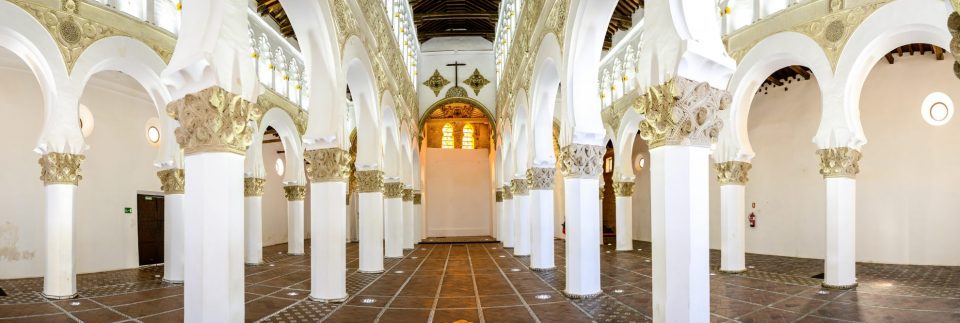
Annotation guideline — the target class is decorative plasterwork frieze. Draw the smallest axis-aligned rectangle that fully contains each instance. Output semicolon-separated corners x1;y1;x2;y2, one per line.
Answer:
167;86;260;156
402;188;413;202
558;144;605;179
357;170;384;193
503;185;513;200
284;185;307;201
244;177;266;197
511;178;529;196
257;89;308;136
157;168;185;194
464;69;490;95
413;191;422;205
635;77;729;149
445;86;469;98
527;168;555;190
817;147;861;178
39;152;84;186
305;148;351;183
495;189;504;202
949;11;960;79
714;161;752;185
612;182;635;197
423;70;450;97
384;182;404;199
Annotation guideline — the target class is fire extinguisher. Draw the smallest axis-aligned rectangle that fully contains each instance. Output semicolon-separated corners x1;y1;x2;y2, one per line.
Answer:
749;202;757;228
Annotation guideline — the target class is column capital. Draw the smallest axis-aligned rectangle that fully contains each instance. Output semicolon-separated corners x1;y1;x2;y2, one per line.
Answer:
384;182;404;199
714;161;752;185
495;190;504;202
817;147;861;179
511;178;529;196
413;191;422;205
284;185;307;201
305;148;351;183
39;153;84;186
244;177;266;197
402;188;414;202
599;186;605;200
157;168;185;194
635;77;730;149
357;170;384;193
503;185;514;200
166;86;260;156
559;144;605;179
527;167;555;190
612;182;635;197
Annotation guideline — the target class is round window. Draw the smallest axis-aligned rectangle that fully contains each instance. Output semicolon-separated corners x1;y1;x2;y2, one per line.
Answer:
921;92;954;126
275;158;285;177
146;126;161;144
633;154;646;173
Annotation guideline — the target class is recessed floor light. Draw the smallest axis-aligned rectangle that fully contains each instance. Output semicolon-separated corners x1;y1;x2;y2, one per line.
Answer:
269;264;275;267
421;248;427;250
70;301;81;306
498;255;506;258
412;256;419;259
605;251;611;254
491;247;497;250
394;271;405;274
613;289;624;294
747;266;755;269
534;294;552;300
637;249;642;251
278;252;283;254
154;275;161;278
644;260;650;263
510;268;520;272
286;292;299;296
606;243;612;246
361;298;376;304
817;290;829;295
710;273;716;276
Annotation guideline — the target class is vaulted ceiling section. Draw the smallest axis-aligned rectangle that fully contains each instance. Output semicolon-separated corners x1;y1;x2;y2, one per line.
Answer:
411;0;501;43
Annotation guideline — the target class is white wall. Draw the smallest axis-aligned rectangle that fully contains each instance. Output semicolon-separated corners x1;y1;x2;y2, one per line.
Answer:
417;37;497;116
424;148;492;236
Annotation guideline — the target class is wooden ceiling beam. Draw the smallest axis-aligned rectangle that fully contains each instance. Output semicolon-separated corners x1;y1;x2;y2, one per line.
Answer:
884;53;894;64
935;45;945;60
414;12;499;22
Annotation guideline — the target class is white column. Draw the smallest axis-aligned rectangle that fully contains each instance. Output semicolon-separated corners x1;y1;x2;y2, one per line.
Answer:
651;145;710;323
413;191;423;242
384;182;404;258
40;153;83;299
158;169;185;283
512;178;531;256
560;144;603;297
528;168;555;270
501;186;515;248
818;147;861;289
715;161;751;273
402;188;415;249
243;177;265;265
494;189;503;239
284;186;306;255
357;170;385;273
304;148;351;302
613;182;635;251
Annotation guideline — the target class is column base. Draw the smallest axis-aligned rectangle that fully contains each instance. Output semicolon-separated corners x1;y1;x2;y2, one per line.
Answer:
403;248;414;251
358;269;385;274
309;295;348;303
821;282;858;290
162;278;184;284
530;266;556;272
42;292;78;300
385;256;404;259
563;290;602;299
287;253;305;256
718;268;747;274
615;249;633;252
245;262;264;266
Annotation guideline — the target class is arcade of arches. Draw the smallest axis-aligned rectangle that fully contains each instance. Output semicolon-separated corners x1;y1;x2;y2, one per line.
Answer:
3;0;960;322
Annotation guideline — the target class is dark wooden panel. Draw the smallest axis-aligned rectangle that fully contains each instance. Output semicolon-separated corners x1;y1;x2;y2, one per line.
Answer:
137;194;165;266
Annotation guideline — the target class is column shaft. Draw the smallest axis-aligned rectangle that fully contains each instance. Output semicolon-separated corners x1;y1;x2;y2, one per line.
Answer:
614;196;633;251
359;192;385;272
513;195;531;256
402;189;415;249
719;185;746;273
244;195;263;265
501;198;514;248
563;177;601;296
310;181;347;301
43;184;77;299
824;178;857;288
384;197;404;258
530;189;555;270
163;194;185;282
287;200;305;255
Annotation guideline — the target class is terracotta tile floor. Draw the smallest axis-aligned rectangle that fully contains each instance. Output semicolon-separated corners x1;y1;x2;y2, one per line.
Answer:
2;239;960;322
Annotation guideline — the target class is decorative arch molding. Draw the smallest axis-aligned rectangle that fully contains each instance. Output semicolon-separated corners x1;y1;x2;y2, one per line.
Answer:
246;107;307;185
71;36;171;109
418;96;498;140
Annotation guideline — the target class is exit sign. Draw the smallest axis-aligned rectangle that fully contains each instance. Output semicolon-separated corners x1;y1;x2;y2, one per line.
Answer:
124;207;133;214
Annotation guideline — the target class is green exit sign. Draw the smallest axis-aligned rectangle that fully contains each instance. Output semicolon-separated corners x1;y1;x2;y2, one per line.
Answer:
124;207;133;214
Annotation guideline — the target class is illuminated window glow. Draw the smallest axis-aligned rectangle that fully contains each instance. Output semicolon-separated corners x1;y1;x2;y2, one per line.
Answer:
441;123;455;149
462;123;475;149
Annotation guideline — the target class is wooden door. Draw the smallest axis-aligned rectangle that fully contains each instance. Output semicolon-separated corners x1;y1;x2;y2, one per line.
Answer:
137;194;165;266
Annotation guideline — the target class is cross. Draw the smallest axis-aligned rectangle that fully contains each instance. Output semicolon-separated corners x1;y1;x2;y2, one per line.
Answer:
446;61;467;86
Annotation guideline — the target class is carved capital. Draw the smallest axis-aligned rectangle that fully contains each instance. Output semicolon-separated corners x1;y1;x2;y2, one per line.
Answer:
817;147;861;178
402;188;413;202
284;185;307;201
511;178;529;196
503;185;513;200
527;168;555;190
357;170;384;193
413;191;422;205
244;177;266;197
612;182;635;197
635;77;730;149
39;153;84;186
558;144;605;178
599;186;605;200
157;169;185;194
495;190;504;202
714;161;752;185
305;148;351;183
166;86;261;156
384;182;404;199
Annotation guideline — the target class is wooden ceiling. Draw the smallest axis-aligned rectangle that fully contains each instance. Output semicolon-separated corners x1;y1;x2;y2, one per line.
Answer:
411;0;501;42
606;0;644;50
256;0;296;38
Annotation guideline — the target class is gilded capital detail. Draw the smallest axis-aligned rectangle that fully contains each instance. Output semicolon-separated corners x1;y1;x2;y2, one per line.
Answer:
39;153;84;186
384;182;404;199
495;190;504;202
157;169;185;194
244;177;266;197
511;179;529;196
357;170;384;193
635;77;729;149
413;191;422;205
612;182;635;197
402;188;414;202
166;86;260;156
817;147;862;178
527;168;555;190
714;161;752;185
503;185;513;200
283;185;307;201
305;148;351;183
558;144;605;179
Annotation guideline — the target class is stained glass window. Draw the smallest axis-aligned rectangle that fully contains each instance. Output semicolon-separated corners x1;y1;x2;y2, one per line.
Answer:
441;123;455;149
462;123;475;149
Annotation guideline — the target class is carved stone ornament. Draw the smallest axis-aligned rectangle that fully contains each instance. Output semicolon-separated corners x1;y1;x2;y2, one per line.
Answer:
817;147;862;178
157;169;185;194
39;153;84;186
384;182;404;199
558;144;605;179
511;179;529;196
357;170;385;193
635;77;729;149
402;188;414;202
244;177;266;197
495;190;504;202
464;68;491;95
599;186;605;200
413;191;422;205
445;86;468;98
527;168;555;190
714;161;752;185
167;87;260;156
423;69;451;97
305;148;351;183
612;182;635;197
503;185;514;200
284;185;307;201
949;12;960;80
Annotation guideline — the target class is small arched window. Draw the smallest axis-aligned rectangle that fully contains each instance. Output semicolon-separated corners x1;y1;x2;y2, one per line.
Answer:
462;123;475;149
441;123;455;149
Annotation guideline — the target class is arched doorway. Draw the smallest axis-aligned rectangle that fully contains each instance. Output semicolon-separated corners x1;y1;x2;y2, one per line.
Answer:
420;97;496;238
